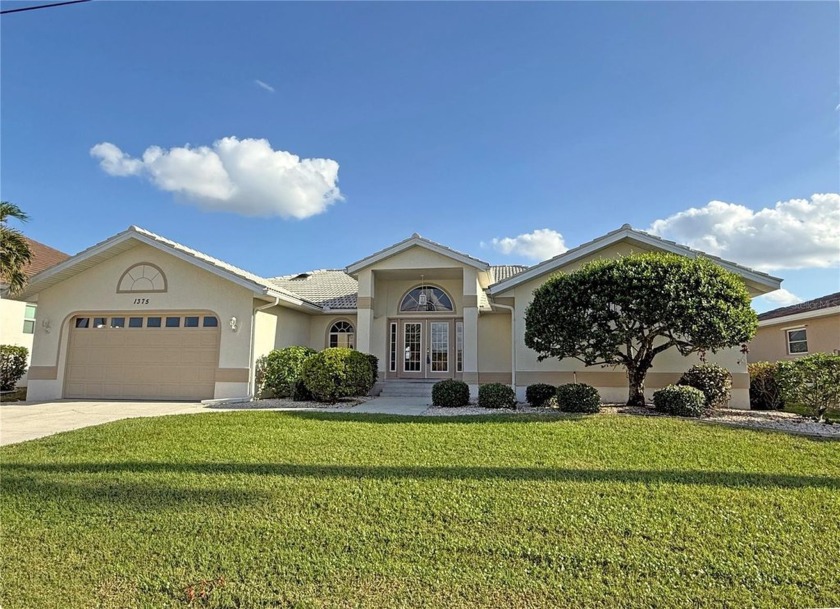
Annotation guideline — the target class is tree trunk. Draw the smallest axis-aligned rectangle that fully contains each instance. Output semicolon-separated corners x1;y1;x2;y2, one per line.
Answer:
626;366;648;406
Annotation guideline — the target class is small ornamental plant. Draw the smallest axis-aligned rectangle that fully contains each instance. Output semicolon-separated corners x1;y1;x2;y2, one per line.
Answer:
555;383;601;413
0;345;28;391
478;383;516;409
526;383;556;407
432;379;470;407
653;385;705;418
678;363;732;408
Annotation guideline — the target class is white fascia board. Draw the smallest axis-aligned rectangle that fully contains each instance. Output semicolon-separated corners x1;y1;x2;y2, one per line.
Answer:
489;229;782;295
758;305;840;327
346;237;489;274
488;230;631;295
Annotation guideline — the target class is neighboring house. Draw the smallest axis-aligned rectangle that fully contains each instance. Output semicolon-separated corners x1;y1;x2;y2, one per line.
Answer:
14;224;781;407
0;238;70;387
748;292;840;363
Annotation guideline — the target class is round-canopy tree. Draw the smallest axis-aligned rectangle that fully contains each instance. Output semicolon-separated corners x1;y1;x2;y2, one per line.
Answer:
524;252;757;406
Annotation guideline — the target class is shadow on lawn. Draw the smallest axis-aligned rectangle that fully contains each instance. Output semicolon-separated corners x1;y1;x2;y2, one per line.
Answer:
4;462;838;490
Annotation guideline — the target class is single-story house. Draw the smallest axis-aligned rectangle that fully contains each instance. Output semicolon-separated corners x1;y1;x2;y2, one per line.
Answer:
748;292;840;363
15;224;781;407
0;238;69;387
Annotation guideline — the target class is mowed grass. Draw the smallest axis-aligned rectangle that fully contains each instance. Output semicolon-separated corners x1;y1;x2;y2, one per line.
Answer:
2;412;839;608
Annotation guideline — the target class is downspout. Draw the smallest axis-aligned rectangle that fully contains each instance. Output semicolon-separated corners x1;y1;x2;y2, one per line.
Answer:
249;296;280;399
492;302;516;392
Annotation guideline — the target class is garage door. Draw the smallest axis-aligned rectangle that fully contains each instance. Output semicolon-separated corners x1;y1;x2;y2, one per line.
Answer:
65;313;221;400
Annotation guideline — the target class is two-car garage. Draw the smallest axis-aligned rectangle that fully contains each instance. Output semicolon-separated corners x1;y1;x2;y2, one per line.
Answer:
64;312;221;400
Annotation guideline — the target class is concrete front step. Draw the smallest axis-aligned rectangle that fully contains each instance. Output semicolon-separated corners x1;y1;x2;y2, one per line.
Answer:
379;380;439;398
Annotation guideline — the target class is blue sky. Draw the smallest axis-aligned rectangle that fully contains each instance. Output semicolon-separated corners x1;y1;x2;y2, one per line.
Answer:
2;1;838;311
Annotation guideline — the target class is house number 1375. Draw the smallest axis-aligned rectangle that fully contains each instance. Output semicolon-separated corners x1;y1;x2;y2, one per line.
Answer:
133;298;150;305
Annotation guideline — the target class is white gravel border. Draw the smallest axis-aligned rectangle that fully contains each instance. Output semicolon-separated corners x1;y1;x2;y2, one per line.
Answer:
422;403;839;438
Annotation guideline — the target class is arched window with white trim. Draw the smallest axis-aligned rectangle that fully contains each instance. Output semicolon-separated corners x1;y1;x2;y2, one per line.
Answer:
328;320;355;349
399;285;454;312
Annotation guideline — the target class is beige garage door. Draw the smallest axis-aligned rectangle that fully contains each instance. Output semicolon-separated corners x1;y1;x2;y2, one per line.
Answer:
65;313;220;400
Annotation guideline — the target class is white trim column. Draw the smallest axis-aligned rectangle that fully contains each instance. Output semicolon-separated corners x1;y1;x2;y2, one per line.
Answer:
355;269;374;354
462;268;479;398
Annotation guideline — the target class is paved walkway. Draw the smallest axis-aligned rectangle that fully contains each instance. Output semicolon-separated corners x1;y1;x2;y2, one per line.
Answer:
349;396;430;416
0;400;207;446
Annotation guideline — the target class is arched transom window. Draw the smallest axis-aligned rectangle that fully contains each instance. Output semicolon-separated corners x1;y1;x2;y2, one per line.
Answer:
117;263;167;293
399;285;454;312
328;321;355;349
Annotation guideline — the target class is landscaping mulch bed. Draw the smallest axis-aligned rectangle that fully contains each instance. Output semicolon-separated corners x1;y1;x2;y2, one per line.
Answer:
424;402;839;438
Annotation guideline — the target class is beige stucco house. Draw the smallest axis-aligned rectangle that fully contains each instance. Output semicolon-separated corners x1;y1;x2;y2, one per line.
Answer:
748;292;840;363
0;238;69;387
15;224;782;408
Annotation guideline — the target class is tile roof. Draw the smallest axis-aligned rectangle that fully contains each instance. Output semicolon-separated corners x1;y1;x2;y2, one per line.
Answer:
489;265;528;284
758;292;840;321
270;270;359;309
22;237;70;277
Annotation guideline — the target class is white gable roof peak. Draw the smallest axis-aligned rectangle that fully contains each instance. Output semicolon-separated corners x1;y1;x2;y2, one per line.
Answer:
346;233;490;275
18;226;321;310
488;225;782;295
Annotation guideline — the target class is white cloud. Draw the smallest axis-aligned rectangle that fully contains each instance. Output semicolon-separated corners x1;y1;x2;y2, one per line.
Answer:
648;193;840;271
89;142;143;176
486;228;567;261
91;137;342;219
254;79;275;93
753;288;804;311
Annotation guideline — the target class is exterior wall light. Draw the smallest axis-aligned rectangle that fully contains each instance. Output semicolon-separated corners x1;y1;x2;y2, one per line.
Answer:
229;316;238;332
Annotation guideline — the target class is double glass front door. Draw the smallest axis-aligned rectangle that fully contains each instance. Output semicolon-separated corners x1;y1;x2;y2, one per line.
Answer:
396;319;458;379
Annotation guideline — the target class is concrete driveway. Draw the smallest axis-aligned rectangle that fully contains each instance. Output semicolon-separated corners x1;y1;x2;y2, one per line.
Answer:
0;400;208;446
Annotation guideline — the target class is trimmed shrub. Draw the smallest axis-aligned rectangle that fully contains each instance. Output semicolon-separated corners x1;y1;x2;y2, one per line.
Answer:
0;345;28;391
776;353;840;422
255;346;316;398
432;379;470;407
526;383;556;407
300;348;373;403
346;350;376;396
748;362;784;410
363;353;379;388
678;363;732;408
653;385;705;418
291;379;314;402
478;383;516;409
555;383;601;413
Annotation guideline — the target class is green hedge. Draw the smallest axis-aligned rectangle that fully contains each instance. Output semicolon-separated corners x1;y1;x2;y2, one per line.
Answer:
478;383;516;409
555;383;601;413
300;348;373;403
525;383;556;407
653;385;705;418
0;345;28;392
255;346;316;398
748;362;784;410
432;379;470;407
678;363;732;408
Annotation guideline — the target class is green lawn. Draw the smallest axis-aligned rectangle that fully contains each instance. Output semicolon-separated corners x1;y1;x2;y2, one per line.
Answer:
2;412;838;608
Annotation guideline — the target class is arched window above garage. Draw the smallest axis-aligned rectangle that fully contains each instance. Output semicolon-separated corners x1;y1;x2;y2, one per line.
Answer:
117;263;167;293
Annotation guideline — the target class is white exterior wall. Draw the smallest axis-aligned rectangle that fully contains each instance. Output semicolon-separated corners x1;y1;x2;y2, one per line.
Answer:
26;243;258;401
